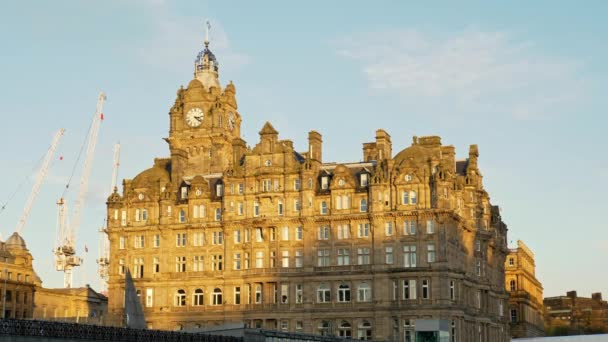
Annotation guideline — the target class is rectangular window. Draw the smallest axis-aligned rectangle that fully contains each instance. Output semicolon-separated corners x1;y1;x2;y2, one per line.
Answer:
270;250;276;267
234;286;241;305
281;250;289;268
245;228;251;242
153;257;160;273
193;255;204;272
360;199;368;212
427;244;436;263
244;252;250;269
294;178;300;191
153;234;160;248
385;222;393;236
238;183;244;194
403;220;417;235
262;179;271;192
358;223;370;238
234;253;242;270
273;179;280;191
296;226;303;240
133;235;144;248
237;202;244;215
320;201;328;214
511;309;518;323
360;173;368;186
317;249;330;267
318;225;330;240
255;228;263;242
357;248;370;265
281;284;289;304
296;284;303;303
269;227;276;241
254;202;260;217
422;279;430;299
403;245;417;267
385;246;394;264
403;279;417;299
294;199;300;211
146;288;153;308
121;210;127;226
193;232;204;246
450;280;455;300
213;231;223;245
212;254;223;271
337;248;350;266
255;251;264;268
181;186;188;199
176;233;187;247
295;250;303;268
133;257;144;278
426;220;435;234
175;256;186;272
278;201;284;215
119;236;126;249
337;224;350;239
321;176;329;190
281;226;289;241
215;208;222;221
476;259;482;276
255;284;263;304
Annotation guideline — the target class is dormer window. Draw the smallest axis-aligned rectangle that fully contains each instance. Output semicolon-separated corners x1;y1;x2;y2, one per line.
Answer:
181;186;188;199
360;173;369;187
321;176;329;190
216;182;223;197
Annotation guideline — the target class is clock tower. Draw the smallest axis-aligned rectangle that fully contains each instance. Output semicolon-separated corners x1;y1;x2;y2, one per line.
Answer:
166;29;243;185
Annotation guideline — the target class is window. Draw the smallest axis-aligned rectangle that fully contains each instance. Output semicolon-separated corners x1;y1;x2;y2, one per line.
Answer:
357;320;372;340
511;309;518;322
357;283;371;302
476;259;482;276
216;183;223;197
179;209;186;223
339;321;352;338
385;222;393;236
245;228;251;242
255;251;264;268
281;320;288;331
262;179;271;192
318;225;330;240
296;284;303;303
402;191;409;205
193;232;204;246
270;250;276;267
476;290;481;308
357;248;370;265
121;210;127;226
175;256;186;272
321;176;329;190
296;226;303;240
338;284;351;302
167;205;172;217
280;284;289;304
337;224;350;239
450;280;455;300
153;256;160;273
319;321;332;336
253;202;260;217
308;178;313;189
404;319;415;342
214;208;222;221
403;220;417;235
176;233;187;247
234;253;242;270
403;279;417;299
175;289;186;306
193;255;204;272
422;279;430;299
426;220;434;234
295;250;303;268
212;288;223;305
337;248;350;266
320;201;328;214
410;191;417;204
234;230;241;244
294;178;300;191
212;231;223;245
281;226;289;241
451;321;456;342
509;257;514;266
427;244;436;263
475;239;481;252
294;199;300;211
269;227;276;241
146;288;153;307
509;279;516;291
244;252;250;269
317;249;330;267
193;289;204;306
119;236;126;249
281;251;289;268
499;300;504;317
234;286;241;304
133;257;144;278
360;173;369;187
385;246;394;264
317;284;331;303
255;284;263;303
358;223;370;238
238;183;244;194
360;198;368;212
255;228;263;242
153;234;160;248
212;255;223;271
403;245;417;267
336;195;342;210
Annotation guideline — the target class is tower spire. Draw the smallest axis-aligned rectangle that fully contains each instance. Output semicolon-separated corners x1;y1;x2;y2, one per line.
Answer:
205;20;210;47
194;19;220;89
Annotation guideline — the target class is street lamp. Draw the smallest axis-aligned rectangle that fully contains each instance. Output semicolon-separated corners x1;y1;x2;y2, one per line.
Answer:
2;268;7;319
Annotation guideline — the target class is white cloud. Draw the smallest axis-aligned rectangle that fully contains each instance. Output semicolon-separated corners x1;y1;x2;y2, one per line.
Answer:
333;29;585;120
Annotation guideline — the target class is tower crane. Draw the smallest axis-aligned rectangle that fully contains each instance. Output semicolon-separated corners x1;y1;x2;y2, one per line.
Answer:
55;92;105;288
14;128;65;234
97;142;120;291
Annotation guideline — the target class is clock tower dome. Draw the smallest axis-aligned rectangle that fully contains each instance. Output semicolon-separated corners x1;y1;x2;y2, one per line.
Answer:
166;24;243;185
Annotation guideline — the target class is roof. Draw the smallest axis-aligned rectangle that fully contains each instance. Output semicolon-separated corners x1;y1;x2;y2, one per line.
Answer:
5;232;27;250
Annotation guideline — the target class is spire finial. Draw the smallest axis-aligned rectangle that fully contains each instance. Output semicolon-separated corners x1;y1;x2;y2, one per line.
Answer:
204;20;211;47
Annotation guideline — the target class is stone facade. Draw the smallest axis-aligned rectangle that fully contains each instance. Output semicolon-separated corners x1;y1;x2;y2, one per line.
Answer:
106;37;511;341
544;291;608;336
32;285;108;324
504;240;544;338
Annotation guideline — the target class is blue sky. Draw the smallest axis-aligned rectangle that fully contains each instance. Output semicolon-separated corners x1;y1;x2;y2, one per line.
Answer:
0;1;606;296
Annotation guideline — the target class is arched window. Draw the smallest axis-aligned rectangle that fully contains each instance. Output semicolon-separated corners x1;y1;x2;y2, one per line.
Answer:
402;191;409;205
358;283;372;302
179;209;186;223
410;191;417;205
509;280;516;292
175;289;186;307
339;321;352;337
317;284;331;303
212;288;223;305
318;320;332;336
358;320;372;340
338;284;351;303
193;288;204;306
360;199;368;212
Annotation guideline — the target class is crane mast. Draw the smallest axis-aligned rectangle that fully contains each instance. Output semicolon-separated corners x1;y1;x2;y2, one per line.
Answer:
15;128;65;234
55;92;105;288
98;142;120;291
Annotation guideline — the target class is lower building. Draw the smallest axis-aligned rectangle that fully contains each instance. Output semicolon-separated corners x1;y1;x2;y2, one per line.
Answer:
544;291;608;336
32;285;108;324
505;240;544;338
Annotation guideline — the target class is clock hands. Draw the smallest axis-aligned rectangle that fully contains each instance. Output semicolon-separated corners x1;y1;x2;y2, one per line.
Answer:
194;115;203;122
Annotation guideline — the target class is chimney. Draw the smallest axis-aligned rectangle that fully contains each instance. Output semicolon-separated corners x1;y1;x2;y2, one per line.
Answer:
308;131;322;162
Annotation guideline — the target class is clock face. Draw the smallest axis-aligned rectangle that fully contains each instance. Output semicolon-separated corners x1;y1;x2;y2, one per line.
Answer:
227;112;235;131
186;108;204;127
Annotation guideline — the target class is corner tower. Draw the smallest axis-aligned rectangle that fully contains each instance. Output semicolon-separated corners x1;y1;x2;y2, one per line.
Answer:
166;23;242;184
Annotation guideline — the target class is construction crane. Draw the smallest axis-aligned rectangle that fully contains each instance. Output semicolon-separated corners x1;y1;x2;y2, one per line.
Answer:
55;92;105;288
97;142;120;291
15;128;65;234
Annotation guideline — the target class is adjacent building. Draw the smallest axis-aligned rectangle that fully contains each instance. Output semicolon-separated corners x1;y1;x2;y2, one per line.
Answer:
504;240;544;338
106;36;511;341
544;291;608;336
